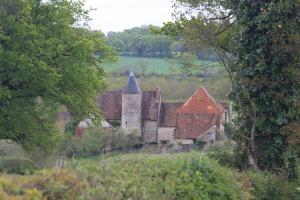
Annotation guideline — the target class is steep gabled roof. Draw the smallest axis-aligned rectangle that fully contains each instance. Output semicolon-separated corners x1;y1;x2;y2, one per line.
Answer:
174;86;224;140
177;87;224;115
159;102;184;127
123;72;142;94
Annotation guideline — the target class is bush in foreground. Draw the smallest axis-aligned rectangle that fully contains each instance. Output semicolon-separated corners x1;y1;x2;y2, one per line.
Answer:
0;153;298;199
0;157;35;175
206;143;300;199
72;153;250;200
59;127;143;158
0;153;249;200
245;171;300;200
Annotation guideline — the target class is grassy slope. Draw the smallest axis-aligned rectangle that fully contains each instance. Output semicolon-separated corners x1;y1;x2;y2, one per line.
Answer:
103;56;231;101
103;56;222;75
0;152;251;200
106;74;231;101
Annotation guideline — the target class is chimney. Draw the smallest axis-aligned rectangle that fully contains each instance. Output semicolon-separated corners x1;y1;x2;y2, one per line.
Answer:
156;87;161;102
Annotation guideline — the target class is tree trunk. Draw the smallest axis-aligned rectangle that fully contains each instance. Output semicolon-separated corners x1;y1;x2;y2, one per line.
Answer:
247;145;259;170
248;101;259;170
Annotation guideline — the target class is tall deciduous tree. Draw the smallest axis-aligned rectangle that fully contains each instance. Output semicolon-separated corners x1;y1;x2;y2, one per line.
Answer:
161;0;300;177
0;0;115;152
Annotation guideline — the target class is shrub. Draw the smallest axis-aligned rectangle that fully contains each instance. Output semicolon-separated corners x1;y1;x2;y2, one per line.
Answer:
194;140;207;150
59;127;143;158
0;157;35;174
0;140;26;157
206;143;300;199
206;142;245;169
0;170;86;200
0;153;251;199
245;171;300;200
0;152;297;200
76;153;251;200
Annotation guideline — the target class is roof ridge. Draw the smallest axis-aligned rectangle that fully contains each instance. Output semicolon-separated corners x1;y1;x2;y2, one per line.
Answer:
177;86;224;114
199;87;224;114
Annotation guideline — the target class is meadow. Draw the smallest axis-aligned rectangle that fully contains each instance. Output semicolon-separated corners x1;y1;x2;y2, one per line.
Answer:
103;56;223;76
103;56;231;101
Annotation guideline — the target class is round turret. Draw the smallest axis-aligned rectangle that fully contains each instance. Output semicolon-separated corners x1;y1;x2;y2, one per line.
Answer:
121;72;142;135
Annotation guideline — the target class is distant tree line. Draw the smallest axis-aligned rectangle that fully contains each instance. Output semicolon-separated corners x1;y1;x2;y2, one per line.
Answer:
106;25;219;61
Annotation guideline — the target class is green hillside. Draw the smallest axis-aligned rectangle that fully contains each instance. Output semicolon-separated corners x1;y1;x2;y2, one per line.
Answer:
0;153;250;199
103;56;222;75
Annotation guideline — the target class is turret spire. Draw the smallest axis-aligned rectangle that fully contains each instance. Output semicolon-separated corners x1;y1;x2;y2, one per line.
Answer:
123;72;142;94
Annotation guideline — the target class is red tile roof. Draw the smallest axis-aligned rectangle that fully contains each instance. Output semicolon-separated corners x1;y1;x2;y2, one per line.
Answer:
159;102;184;127
98;90;160;121
177;87;224;115
174;87;224;140
98;91;122;120
175;113;217;139
72;86;225;140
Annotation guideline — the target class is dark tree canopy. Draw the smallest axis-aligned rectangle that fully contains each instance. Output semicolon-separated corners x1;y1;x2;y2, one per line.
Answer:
106;25;220;61
0;0;115;152
162;0;300;177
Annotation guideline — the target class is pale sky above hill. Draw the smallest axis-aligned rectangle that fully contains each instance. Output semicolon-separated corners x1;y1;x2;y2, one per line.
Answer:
85;0;174;34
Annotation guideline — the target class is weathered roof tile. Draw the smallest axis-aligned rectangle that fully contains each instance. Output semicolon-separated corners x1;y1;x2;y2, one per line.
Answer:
98;90;159;120
175;113;217;140
177;87;224;114
159;102;183;127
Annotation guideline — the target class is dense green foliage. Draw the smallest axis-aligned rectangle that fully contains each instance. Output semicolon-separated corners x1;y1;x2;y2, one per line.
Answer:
0;153;299;199
59;127;142;158
163;0;300;176
0;156;35;175
206;143;245;169
0;153;251;200
230;0;300;178
107;26;173;58
247;171;300;200
106;26;219;61
0;0;115;152
206;144;300;199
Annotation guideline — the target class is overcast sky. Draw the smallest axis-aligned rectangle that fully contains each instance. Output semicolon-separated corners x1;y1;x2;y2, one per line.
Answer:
85;0;174;33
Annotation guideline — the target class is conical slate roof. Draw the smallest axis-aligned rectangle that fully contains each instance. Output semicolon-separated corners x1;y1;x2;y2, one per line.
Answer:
123;72;142;94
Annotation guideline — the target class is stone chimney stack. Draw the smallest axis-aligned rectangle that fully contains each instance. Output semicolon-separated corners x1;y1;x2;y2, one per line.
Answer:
156;87;161;102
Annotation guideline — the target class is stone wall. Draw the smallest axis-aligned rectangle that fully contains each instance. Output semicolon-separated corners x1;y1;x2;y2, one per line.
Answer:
121;94;142;136
158;127;175;143
143;120;158;143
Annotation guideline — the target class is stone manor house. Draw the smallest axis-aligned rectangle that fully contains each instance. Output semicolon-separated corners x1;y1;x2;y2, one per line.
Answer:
95;72;230;144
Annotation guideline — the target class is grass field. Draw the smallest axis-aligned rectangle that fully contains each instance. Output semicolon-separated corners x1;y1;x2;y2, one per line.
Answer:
103;56;230;101
103;56;222;75
106;75;231;101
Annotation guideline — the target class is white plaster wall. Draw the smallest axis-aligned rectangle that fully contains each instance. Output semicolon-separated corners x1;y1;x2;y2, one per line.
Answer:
122;94;141;136
158;127;175;142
